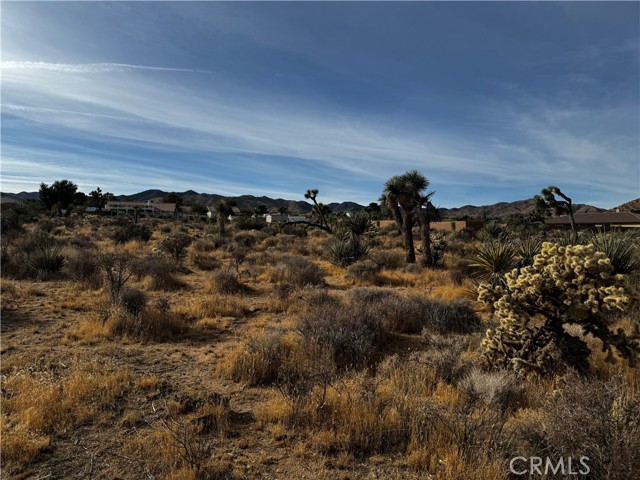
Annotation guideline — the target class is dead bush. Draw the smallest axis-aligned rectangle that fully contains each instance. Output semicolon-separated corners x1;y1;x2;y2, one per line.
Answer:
107;303;186;340
223;330;294;386
298;301;387;370
458;368;525;414
540;374;640;479
420;334;472;383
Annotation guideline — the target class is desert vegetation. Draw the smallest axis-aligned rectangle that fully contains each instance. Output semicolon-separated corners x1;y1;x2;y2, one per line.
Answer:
1;180;639;480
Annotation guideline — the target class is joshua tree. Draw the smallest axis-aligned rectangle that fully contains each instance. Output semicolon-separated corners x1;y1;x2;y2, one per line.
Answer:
379;192;402;233
535;186;577;243
382;170;433;265
415;192;438;267
214;200;233;235
281;189;333;233
304;189;332;232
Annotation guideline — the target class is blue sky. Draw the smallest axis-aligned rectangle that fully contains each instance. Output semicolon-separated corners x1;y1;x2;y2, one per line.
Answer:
1;2;638;208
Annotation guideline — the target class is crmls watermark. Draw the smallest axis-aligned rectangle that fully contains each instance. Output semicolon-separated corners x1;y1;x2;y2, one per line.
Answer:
509;457;590;476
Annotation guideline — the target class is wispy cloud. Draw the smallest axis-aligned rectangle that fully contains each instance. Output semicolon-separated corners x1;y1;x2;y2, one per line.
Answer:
1;61;211;74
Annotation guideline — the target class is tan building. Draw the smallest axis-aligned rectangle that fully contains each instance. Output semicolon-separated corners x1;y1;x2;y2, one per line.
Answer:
545;212;640;230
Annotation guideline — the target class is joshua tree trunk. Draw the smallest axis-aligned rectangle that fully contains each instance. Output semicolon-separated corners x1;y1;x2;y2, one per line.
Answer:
400;201;415;263
390;202;403;234
416;209;433;267
217;215;226;236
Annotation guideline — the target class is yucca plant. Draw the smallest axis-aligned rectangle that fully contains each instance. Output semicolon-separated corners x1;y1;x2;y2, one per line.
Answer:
588;231;639;275
468;241;516;286
327;235;369;267
516;235;543;268
342;211;375;237
477;221;508;243
27;238;65;274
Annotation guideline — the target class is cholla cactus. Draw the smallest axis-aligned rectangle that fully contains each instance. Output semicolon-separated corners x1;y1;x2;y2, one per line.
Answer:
479;242;637;376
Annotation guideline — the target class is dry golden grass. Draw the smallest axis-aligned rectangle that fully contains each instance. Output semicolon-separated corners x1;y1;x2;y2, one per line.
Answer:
2;216;638;479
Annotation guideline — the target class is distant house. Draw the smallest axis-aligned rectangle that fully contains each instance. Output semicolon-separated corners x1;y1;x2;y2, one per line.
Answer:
266;214;288;224
85;206;100;214
105;201;176;218
266;214;307;224
206;206;217;220
545;212;640;230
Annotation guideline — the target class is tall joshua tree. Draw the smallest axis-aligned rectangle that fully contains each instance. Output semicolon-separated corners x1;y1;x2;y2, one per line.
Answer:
383;170;432;265
535;186;577;243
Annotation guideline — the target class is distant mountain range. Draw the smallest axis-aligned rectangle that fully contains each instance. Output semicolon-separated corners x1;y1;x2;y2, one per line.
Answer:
8;189;635;219
437;198;606;219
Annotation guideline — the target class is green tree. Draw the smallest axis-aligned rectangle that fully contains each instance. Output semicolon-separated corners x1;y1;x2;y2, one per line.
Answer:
163;193;183;208
89;187;115;210
254;204;268;216
190;204;208;216
39;179;79;215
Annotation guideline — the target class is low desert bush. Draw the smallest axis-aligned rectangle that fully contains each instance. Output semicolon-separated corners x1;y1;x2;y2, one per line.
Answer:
106;303;186;339
298;301;387;370
421;297;482;334
270;255;325;288
131;255;184;291
222;329;294;386
158;232;192;263
190;252;220;271
421;334;473;383
110;223;152;244
346;259;380;282
120;287;148;316
209;270;245;294
458;368;524;413
368;250;404;270
543;374;640;479
65;249;102;288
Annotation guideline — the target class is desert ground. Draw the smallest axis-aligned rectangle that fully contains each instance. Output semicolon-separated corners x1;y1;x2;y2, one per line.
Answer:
1;213;638;479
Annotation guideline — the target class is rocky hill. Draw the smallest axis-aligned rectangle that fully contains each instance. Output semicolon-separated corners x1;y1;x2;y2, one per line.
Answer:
613;198;640;212
438;198;605;219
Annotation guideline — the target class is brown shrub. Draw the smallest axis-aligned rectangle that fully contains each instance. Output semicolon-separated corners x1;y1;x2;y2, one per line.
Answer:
209;270;245;295
270;255;325;288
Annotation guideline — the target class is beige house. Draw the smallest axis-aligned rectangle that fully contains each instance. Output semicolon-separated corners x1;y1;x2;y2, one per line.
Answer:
105;201;176;218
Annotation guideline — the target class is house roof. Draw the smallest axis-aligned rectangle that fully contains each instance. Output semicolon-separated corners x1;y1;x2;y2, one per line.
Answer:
545;212;640;225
